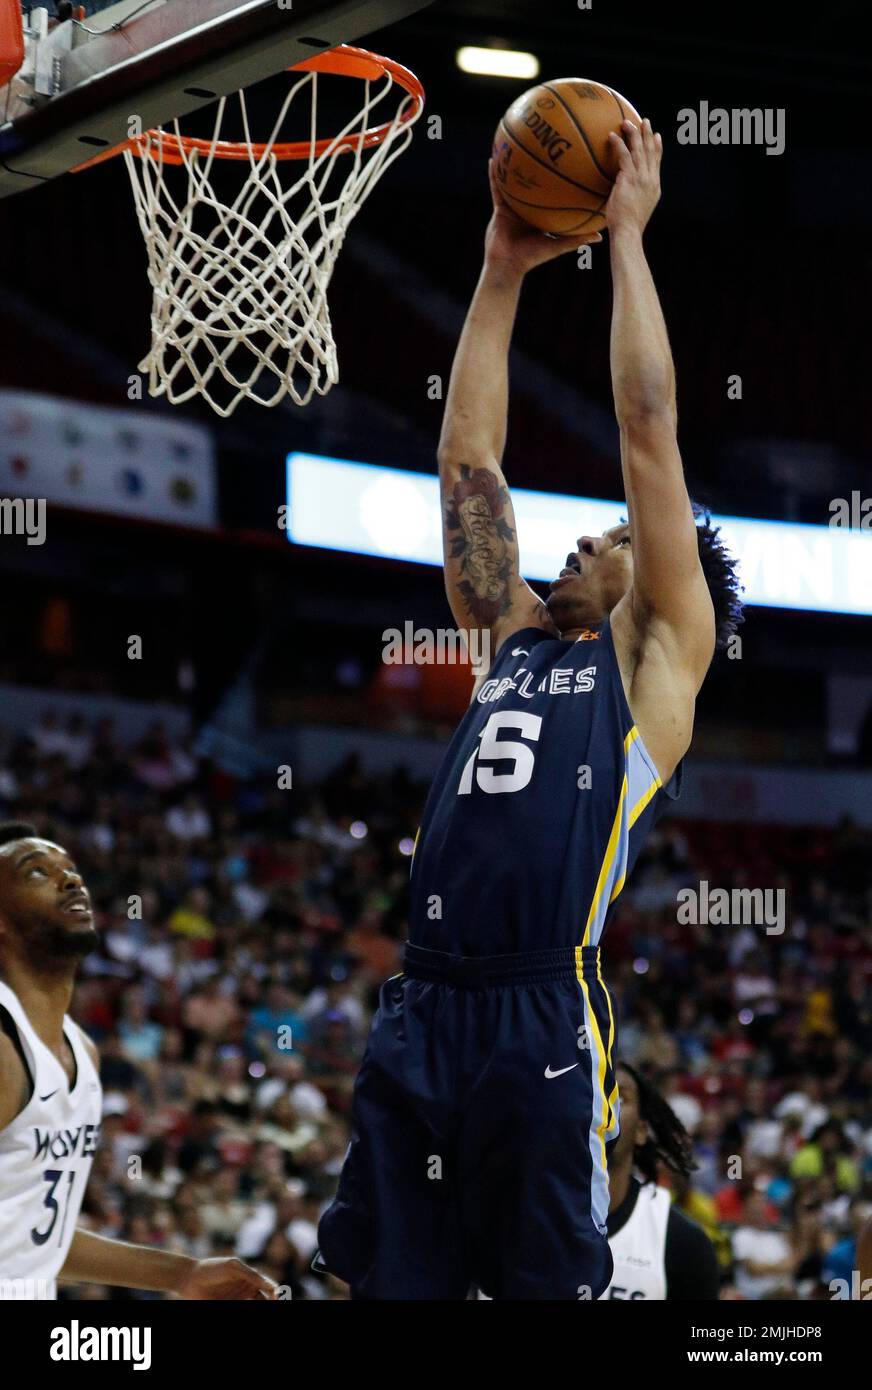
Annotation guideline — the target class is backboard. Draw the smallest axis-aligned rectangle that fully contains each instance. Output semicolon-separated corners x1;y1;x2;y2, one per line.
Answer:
0;0;434;197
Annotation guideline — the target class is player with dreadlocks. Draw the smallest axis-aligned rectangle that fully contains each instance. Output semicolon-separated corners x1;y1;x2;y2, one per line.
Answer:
600;1061;720;1300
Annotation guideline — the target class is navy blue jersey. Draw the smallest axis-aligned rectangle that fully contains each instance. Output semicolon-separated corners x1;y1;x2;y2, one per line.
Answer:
409;618;681;956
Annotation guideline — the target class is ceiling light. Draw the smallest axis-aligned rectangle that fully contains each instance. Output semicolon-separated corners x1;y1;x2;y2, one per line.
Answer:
456;46;540;79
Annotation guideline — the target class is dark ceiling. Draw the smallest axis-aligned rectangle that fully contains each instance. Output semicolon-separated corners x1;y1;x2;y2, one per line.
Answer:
397;0;870;92
1;0;869;522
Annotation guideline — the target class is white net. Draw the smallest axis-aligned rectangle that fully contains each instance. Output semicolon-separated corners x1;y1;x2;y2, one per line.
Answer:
123;54;422;418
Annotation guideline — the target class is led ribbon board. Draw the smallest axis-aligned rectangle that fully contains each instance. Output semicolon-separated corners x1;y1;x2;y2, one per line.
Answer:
287;452;872;618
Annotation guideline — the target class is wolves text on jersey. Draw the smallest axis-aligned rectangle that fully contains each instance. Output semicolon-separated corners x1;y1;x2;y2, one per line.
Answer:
32;1124;101;1162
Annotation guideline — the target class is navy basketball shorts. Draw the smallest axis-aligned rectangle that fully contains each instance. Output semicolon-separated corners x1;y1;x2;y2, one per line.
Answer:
317;942;619;1300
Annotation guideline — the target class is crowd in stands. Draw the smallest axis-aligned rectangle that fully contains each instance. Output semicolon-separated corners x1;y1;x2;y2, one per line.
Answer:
1;712;871;1300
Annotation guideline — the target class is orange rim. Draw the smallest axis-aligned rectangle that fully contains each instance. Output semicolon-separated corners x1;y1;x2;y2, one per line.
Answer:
72;45;424;172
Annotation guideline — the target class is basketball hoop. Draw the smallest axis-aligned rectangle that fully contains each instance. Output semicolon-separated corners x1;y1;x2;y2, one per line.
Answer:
77;46;424;417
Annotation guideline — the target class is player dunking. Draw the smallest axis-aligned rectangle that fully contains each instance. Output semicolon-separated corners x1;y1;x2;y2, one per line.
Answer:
0;822;275;1300
318;119;742;1299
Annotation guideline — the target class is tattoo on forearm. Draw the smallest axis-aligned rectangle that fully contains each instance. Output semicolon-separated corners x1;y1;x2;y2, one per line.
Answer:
444;465;516;625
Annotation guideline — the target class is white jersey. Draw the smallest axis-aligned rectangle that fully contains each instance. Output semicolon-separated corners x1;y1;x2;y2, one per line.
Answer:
599;1181;670;1300
0;980;102;1300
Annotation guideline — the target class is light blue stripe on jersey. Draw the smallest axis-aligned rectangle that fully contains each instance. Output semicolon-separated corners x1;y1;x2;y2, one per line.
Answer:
580;981;611;1238
583;727;662;949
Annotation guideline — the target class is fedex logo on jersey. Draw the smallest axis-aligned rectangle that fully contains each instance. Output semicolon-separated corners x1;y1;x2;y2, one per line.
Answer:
476;663;597;704
33;1124;101;1163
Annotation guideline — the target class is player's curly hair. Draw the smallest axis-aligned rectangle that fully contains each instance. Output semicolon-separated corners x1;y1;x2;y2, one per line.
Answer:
691;502;744;651
617;1061;697;1182
0;822;38;848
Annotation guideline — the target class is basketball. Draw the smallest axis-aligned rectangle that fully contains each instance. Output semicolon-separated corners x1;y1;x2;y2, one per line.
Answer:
492;78;642;235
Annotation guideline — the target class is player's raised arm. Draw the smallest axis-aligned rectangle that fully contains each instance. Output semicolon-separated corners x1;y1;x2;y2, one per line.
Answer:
438;165;602;658
606;119;715;684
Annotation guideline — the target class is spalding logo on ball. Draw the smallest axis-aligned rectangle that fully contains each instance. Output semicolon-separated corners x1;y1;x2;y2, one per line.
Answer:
493;77;642;235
